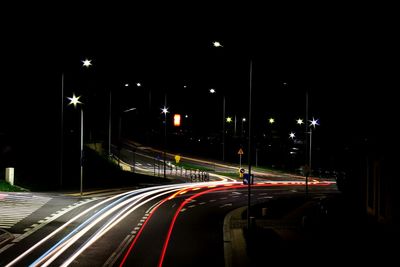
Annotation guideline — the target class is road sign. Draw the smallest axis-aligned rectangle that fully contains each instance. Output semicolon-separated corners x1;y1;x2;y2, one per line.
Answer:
239;168;245;178
303;165;311;176
175;155;181;164
243;174;254;185
238;148;244;155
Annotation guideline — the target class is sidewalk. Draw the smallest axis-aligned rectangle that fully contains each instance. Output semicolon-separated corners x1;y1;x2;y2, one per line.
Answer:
223;195;399;266
223;197;313;267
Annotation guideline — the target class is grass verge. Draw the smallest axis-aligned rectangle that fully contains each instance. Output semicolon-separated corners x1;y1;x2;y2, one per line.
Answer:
0;180;28;192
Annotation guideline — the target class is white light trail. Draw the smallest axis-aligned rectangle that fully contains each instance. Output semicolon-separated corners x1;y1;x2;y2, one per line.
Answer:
26;182;234;267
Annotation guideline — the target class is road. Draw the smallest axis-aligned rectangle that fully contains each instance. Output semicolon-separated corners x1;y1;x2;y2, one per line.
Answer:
115;140;307;183
0;180;337;266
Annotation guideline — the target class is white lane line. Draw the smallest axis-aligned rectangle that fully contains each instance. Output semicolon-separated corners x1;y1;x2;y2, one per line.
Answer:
257;196;273;200
12;198;98;243
103;233;133;266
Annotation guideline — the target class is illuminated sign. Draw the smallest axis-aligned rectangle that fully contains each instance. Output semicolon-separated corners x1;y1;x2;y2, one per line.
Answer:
174;114;181;127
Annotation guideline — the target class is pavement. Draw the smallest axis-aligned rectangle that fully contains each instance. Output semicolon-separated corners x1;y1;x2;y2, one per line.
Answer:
2;188;398;266
223;194;400;267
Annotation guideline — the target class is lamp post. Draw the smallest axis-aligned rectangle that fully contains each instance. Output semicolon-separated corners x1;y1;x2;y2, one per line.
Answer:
209;88;226;161
308;118;319;169
212;41;253;229
161;105;169;179
241;117;246;137
108;89;112;158
60;73;64;188
109;82;129;159
305;92;309;194
247;60;253;230
303;91;319;195
117;106;137;168
60;58;92;192
67;93;84;197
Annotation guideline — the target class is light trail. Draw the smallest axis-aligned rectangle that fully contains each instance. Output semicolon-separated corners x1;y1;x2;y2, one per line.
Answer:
6;180;335;266
60;188;181;267
25;182;232;267
5;189;137;267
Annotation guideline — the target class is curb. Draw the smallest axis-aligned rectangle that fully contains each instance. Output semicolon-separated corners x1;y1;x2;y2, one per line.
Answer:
223;207;248;267
0;229;14;247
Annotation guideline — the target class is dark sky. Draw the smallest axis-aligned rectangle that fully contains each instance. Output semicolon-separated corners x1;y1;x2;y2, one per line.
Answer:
1;4;398;159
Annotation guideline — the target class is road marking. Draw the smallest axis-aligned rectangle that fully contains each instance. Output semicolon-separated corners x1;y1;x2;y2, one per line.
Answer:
12;197;97;243
257;196;273;200
0;194;51;229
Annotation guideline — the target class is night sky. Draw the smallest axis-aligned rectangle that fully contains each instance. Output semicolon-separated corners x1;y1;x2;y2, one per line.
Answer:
1;5;398;178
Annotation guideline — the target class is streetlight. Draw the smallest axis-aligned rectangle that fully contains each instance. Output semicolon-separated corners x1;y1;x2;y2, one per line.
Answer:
60;58;92;189
161;105;169;179
108;82;128;158
211;41;253;229
304;91;320;195
60;73;65;188
82;59;92;68
247;60;253;230
268;117;275;124
241;117;246;137
308;117;320;170
136;82;153;139
67;93;84;197
118;106;137;168
209;88;226;161
212;41;223;48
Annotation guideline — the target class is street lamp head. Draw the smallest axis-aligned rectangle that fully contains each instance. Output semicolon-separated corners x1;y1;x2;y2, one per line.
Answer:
242;118;246;122
309;118;320;128
209;88;216;94
161;106;169;115
136;83;141;87
296;118;304;125
289;132;296;139
123;107;136;113
212;41;223;48
82;59;92;68
67;93;82;108
268;118;275;124
226;117;232;123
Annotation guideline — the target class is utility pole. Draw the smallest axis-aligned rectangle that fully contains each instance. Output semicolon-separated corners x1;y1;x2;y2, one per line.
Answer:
60;73;64;188
108;90;112;158
222;95;226;161
247;60;253;230
305;91;309;195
